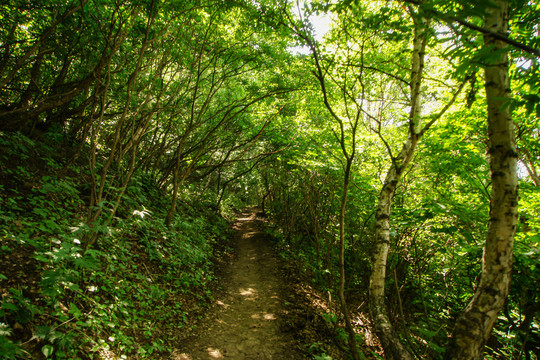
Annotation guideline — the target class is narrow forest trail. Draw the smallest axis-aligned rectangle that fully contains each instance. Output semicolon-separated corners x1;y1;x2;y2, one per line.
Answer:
175;208;305;360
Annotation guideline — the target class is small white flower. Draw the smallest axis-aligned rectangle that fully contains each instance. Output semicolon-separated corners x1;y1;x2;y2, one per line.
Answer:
73;239;81;245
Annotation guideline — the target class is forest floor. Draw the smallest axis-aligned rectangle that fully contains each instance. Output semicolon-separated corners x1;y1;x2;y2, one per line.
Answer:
173;207;349;360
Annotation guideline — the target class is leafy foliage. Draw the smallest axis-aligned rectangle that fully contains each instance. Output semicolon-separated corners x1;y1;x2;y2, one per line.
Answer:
1;0;539;358
0;131;233;358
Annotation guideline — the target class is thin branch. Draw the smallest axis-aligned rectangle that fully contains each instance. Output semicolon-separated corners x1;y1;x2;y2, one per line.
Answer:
419;75;469;136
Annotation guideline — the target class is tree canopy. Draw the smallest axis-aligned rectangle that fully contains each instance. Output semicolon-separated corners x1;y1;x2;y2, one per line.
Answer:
0;0;539;359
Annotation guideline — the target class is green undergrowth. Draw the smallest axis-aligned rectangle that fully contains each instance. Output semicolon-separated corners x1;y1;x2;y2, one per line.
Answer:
0;131;233;359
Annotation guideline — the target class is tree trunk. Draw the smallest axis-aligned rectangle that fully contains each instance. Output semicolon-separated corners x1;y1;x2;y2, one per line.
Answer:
369;135;417;360
339;159;361;360
445;1;518;359
368;12;428;360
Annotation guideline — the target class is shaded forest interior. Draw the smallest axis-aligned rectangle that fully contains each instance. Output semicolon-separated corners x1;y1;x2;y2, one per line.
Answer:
0;0;539;359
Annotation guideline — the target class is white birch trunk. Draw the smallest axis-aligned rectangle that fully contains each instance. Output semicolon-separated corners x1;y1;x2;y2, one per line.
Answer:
368;15;428;360
445;1;518;358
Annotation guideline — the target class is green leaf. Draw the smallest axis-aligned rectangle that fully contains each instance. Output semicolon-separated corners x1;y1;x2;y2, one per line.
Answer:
34;255;50;263
42;345;54;358
1;302;18;312
69;303;82;318
0;323;13;336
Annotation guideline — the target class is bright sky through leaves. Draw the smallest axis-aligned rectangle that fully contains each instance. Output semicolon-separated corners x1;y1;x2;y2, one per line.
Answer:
289;1;332;54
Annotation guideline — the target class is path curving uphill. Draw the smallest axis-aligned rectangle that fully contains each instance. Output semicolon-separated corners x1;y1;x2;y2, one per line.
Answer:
176;208;304;360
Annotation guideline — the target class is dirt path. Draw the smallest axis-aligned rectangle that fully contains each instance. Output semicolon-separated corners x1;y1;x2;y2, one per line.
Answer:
176;208;304;360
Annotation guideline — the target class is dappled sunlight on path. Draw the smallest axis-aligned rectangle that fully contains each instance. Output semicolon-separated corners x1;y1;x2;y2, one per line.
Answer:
175;208;302;359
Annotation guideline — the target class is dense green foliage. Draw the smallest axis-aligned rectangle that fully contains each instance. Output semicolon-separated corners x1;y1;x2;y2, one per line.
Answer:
0;0;539;359
0;131;234;358
260;0;539;358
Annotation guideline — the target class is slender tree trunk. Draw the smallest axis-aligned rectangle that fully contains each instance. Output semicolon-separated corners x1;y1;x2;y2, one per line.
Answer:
307;37;361;358
445;1;518;359
339;159;361;360
368;12;428;360
369;136;418;360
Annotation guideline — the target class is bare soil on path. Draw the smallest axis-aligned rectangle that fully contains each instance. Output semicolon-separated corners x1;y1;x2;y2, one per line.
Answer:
175;208;305;360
